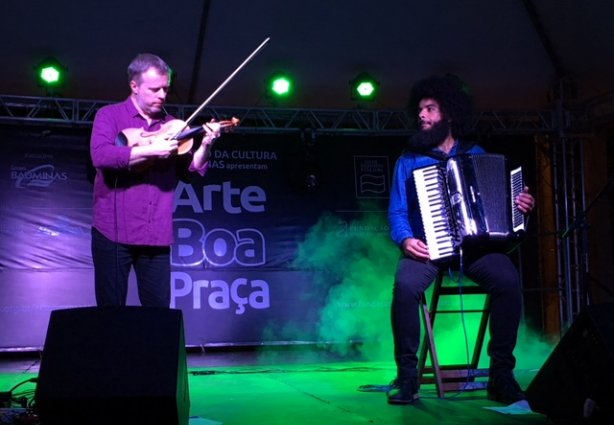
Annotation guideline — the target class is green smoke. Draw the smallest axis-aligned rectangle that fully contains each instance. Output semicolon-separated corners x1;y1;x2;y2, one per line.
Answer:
261;206;552;372
291;208;397;360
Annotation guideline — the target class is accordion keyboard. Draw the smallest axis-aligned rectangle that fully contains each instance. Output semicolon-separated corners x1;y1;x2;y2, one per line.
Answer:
413;164;456;261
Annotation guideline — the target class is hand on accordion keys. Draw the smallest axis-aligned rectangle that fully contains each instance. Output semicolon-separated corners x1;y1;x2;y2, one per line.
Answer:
515;186;535;214
404;186;534;262
402;237;431;261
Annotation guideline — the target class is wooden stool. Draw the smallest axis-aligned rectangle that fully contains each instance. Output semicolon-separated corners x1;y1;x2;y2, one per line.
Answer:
418;270;490;398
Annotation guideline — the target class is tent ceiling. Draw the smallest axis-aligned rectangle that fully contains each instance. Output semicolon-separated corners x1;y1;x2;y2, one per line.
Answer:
2;1;613;111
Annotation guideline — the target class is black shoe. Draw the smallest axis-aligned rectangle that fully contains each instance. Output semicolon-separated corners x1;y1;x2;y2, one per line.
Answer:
387;377;419;405
487;372;526;404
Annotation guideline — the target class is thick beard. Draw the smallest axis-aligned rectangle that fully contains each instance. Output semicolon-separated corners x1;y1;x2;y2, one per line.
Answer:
408;120;451;153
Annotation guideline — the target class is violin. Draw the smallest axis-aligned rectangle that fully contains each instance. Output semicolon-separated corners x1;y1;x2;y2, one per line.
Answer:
115;36;269;163
115;117;240;155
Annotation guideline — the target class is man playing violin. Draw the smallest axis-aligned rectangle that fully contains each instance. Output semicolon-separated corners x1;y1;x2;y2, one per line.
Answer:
89;53;220;307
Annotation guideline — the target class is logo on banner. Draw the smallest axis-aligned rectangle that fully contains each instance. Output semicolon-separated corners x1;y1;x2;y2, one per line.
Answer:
353;156;390;198
10;163;68;188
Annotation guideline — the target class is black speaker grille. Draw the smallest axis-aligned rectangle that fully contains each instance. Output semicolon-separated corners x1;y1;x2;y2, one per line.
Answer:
526;303;614;423
35;306;190;425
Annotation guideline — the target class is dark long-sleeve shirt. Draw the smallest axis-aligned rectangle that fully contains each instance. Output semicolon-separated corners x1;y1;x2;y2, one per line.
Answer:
90;97;192;246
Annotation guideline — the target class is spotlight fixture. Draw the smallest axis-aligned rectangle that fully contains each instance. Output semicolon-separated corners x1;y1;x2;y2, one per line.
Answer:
36;57;67;92
350;72;379;102
266;72;294;99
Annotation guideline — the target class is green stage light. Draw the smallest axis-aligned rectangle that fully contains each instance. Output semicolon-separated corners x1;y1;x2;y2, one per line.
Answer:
351;72;379;102
356;81;376;97
36;57;66;89
267;72;293;98
40;66;61;84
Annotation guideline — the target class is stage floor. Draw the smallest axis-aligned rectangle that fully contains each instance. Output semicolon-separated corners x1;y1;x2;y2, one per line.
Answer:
0;346;549;425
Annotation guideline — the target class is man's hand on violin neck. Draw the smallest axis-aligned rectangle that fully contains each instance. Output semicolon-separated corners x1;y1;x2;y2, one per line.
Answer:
203;121;222;139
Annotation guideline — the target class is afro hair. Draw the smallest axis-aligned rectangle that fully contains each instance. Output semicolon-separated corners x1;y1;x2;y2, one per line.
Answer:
408;74;474;138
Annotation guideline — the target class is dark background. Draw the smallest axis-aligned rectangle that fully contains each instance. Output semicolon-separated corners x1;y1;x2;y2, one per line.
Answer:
1;1;613;110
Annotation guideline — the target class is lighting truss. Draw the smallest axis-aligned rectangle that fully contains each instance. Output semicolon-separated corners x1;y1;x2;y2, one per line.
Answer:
0;94;588;136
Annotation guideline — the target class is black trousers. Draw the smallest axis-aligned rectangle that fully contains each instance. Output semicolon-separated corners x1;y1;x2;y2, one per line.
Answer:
91;227;171;307
391;252;522;378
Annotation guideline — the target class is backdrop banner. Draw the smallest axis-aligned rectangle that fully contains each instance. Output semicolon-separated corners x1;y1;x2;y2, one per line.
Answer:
0;125;403;349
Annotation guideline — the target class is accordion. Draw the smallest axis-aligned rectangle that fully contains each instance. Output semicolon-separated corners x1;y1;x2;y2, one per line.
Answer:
413;153;525;261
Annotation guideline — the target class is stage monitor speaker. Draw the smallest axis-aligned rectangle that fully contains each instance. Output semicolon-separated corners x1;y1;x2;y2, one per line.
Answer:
526;302;614;424
35;306;190;425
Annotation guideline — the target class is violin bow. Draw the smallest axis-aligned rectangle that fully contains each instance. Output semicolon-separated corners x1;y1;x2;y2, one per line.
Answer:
173;37;271;139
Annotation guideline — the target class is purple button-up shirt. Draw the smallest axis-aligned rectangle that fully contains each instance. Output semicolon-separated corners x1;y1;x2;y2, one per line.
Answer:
90;97;193;246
